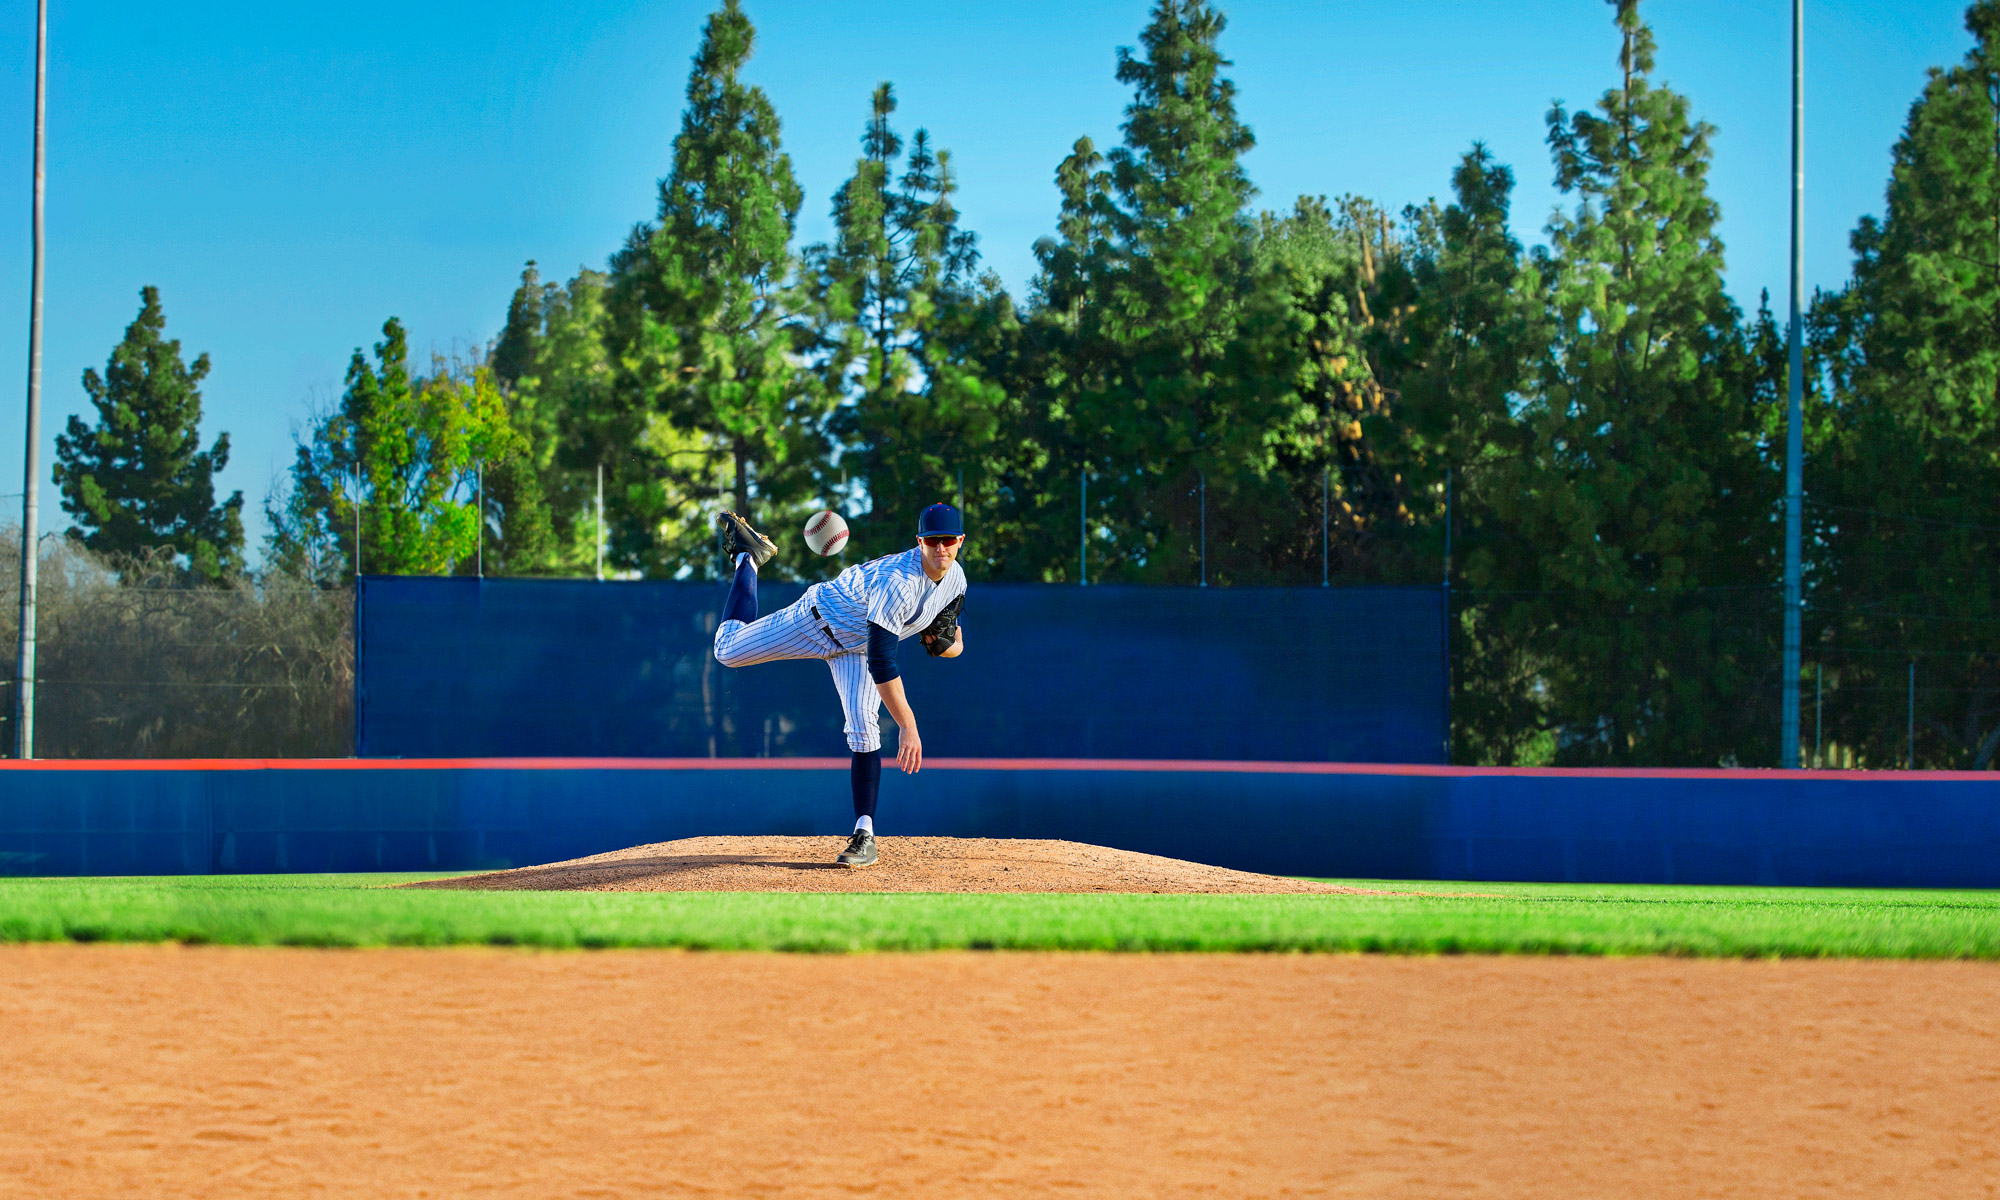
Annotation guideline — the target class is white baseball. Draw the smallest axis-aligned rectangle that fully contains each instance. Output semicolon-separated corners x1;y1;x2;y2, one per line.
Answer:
803;510;850;556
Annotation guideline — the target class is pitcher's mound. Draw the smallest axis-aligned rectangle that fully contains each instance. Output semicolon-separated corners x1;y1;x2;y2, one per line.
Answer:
411;836;1386;895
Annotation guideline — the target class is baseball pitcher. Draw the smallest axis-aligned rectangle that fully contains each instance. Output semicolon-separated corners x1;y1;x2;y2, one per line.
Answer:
711;502;968;866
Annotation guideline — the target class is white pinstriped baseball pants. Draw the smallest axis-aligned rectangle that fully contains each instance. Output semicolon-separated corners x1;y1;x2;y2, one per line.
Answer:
714;596;883;753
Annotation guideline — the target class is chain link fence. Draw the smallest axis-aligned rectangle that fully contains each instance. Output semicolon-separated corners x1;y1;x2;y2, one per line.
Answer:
0;530;352;759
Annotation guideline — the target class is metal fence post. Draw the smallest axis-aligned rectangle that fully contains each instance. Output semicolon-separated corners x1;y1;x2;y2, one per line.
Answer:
1907;660;1915;769
1814;662;1822;769
1079;469;1087;587
1198;470;1206;588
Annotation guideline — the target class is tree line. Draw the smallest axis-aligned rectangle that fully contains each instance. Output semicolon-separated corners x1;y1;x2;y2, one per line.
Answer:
50;0;2000;769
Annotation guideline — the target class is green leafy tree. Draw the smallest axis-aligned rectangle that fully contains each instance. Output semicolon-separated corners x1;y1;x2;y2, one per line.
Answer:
1808;0;2000;767
810;83;1013;561
605;0;829;579
1025;0;1308;584
1477;0;1773;765
55;286;245;580
1254;194;1416;585
267;319;542;580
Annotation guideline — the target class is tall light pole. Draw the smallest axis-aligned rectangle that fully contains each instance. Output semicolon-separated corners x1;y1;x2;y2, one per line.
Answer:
15;0;46;759
1781;0;1806;769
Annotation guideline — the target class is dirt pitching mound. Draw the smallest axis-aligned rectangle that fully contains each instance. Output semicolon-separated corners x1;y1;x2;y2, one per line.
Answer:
411;836;1389;895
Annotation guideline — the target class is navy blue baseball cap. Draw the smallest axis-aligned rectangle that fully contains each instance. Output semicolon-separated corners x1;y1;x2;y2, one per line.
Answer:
918;502;963;538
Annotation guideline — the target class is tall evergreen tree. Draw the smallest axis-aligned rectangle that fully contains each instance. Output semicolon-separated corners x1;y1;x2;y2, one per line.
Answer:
1478;0;1772;765
991;137;1118;582
491;261;632;574
1363;147;1553;762
1027;0;1307;584
1386;149;1539;504
55;287;245;580
1810;0;2000;767
811;83;1013;561
606;0;828;579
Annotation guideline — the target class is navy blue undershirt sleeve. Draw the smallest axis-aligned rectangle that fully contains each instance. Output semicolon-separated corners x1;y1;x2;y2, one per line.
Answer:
866;621;901;684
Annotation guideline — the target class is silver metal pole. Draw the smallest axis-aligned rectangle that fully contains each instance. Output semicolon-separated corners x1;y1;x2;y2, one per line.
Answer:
595;463;604;581
353;464;361;577
1781;0;1805;768
475;460;483;579
1198;470;1206;587
1078;469;1086;587
15;0;45;758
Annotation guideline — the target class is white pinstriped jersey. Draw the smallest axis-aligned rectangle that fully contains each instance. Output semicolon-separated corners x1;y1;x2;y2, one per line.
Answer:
712;547;967;753
806;548;966;645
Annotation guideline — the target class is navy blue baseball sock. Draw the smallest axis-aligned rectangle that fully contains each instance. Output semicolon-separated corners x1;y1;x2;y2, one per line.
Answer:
851;749;881;832
721;553;758;625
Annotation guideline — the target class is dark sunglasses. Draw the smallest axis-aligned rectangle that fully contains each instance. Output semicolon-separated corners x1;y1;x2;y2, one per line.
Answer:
920;535;962;548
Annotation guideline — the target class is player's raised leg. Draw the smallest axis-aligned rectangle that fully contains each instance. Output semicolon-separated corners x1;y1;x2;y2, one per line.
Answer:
711;511;797;668
827;651;883;867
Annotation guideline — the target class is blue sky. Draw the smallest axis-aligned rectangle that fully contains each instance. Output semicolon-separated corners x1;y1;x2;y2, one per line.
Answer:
0;0;1978;558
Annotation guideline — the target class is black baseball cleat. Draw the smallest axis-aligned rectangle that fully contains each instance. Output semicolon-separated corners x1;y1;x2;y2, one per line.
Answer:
716;510;777;568
835;830;877;867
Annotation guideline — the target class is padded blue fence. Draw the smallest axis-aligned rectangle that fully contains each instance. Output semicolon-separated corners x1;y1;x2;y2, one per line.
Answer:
355;577;1448;763
3;760;1996;888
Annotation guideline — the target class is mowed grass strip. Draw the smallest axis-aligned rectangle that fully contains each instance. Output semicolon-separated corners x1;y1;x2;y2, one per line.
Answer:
0;874;1996;957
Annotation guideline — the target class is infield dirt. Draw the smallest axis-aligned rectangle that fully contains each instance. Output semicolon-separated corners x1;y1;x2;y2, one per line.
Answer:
3;947;1995;1198
410;835;1391;894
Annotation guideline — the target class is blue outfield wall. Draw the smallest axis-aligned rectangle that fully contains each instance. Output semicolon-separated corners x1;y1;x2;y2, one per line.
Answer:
1;760;1996;888
355;578;1448;764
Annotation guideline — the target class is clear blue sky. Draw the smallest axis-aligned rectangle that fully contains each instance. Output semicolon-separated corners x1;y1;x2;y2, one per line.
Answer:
0;0;1977;558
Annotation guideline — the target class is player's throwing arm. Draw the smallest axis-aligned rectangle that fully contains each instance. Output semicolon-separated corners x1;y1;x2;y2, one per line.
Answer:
710;501;970;868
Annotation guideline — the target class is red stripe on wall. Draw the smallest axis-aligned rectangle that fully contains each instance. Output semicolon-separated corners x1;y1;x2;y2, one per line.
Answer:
0;757;1991;781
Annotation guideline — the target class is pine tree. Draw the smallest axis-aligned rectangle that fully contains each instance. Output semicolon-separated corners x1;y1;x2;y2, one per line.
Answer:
1480;0;1773;765
1027;0;1308;584
810;83;1012;561
1389;148;1540;491
55;287;245;580
989;137;1119;582
605;0;828;579
1375;148;1554;762
491;261;628;574
1809;0;2000;767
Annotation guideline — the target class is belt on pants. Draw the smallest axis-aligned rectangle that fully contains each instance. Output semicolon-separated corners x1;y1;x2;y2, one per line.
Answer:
809;606;847;651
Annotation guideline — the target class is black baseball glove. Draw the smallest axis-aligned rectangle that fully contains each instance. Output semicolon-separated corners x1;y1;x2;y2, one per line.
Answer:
920;595;964;657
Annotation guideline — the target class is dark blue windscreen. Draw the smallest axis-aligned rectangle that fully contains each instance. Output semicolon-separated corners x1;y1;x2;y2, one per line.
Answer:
356;577;1445;762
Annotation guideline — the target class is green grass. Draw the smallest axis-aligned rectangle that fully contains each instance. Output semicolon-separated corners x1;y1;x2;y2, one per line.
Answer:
0;873;1995;957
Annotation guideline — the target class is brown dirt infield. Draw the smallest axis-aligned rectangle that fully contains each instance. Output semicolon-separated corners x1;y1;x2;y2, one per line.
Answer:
3;947;1995;1198
411;835;1394;894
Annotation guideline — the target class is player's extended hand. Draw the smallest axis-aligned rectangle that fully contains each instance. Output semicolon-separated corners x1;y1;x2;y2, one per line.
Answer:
897;727;923;774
